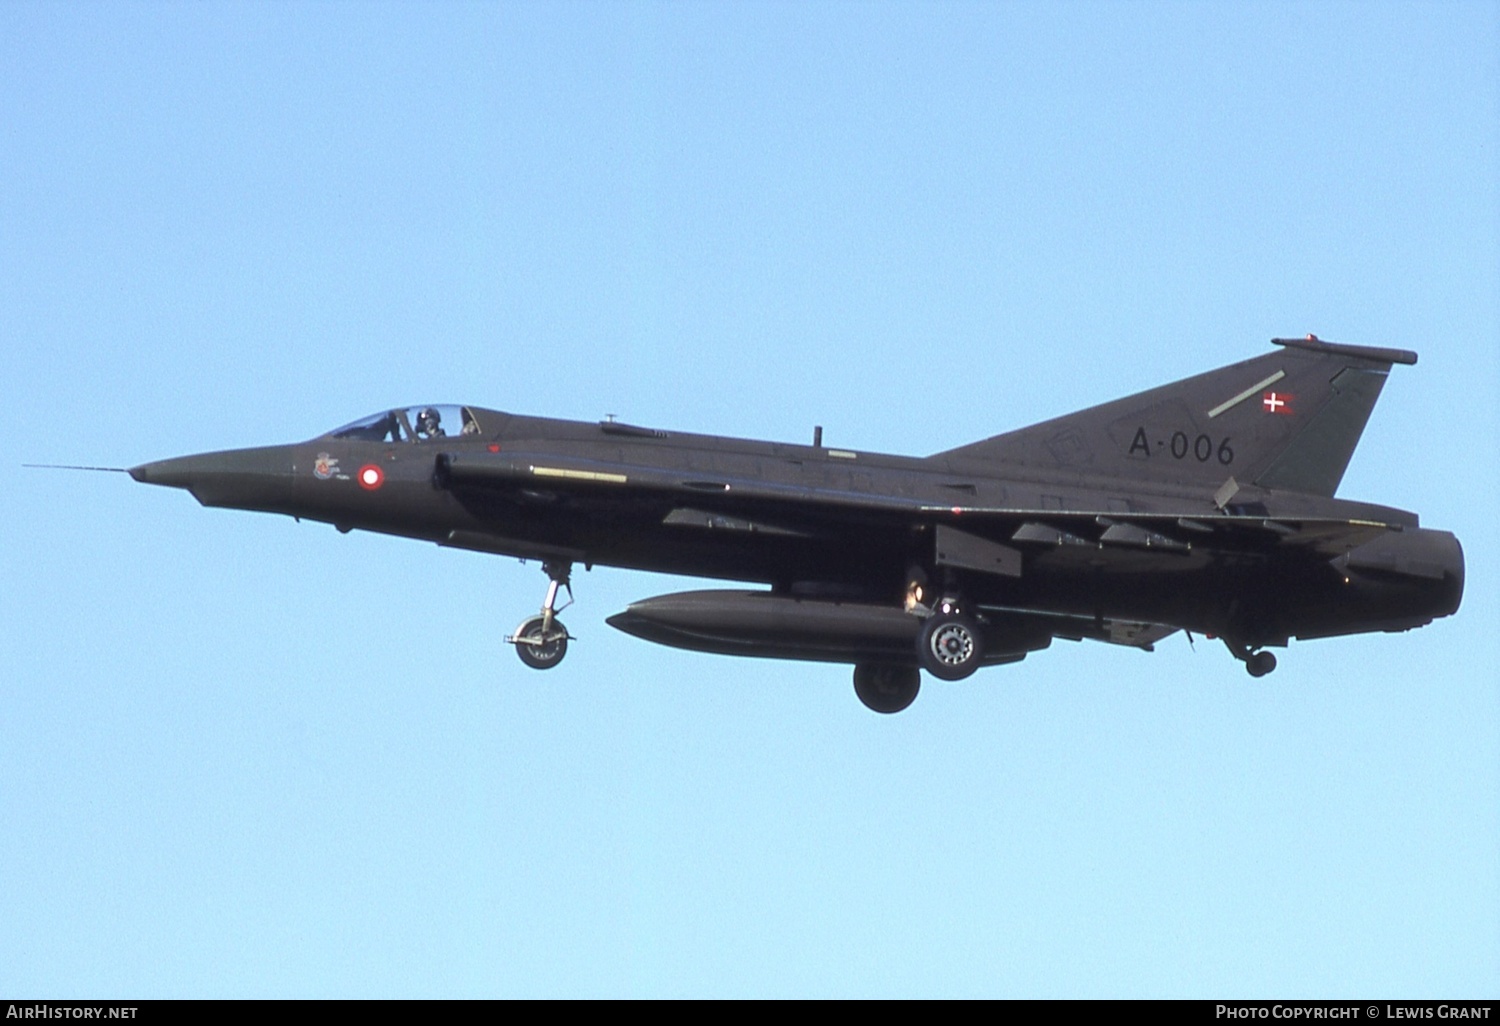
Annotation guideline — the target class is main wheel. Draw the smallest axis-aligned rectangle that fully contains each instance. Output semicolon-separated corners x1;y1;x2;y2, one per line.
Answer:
513;615;569;670
917;614;984;681
853;664;920;714
1246;650;1277;678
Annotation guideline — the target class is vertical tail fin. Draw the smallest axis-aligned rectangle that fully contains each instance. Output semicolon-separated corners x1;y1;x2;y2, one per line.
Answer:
934;337;1417;498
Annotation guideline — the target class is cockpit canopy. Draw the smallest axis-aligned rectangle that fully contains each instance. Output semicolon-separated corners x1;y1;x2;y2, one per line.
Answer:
328;405;481;443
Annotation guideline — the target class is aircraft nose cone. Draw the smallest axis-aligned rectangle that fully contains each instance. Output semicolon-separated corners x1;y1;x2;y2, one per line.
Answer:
129;455;207;487
130;445;297;509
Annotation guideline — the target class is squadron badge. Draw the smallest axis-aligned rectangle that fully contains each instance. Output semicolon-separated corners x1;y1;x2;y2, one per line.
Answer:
313;452;340;480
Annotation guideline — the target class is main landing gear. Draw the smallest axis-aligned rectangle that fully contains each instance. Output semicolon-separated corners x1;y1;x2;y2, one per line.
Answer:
916;599;985;682
853;664;920;714
507;560;573;669
1224;637;1278;678
851;597;983;713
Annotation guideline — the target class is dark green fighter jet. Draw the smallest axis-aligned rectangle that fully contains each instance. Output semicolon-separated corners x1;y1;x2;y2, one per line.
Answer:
129;336;1463;712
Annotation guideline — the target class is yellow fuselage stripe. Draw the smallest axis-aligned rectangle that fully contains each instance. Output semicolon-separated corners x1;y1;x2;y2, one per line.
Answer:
531;466;628;484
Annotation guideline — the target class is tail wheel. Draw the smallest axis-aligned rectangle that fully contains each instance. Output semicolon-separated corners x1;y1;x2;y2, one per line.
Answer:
512;615;569;669
918;613;984;681
853;664;920;714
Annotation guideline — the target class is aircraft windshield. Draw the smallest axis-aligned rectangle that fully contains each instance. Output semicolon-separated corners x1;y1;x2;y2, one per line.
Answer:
329;405;480;443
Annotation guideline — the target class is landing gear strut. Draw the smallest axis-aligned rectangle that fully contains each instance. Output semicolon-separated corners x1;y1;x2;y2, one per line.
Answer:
1224;637;1278;678
508;560;573;670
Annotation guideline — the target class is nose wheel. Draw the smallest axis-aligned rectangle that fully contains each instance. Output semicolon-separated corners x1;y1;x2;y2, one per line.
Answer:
1224;637;1278;678
507;560;574;670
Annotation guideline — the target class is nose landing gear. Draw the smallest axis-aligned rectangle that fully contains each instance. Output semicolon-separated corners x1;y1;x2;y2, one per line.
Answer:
1224;637;1278;678
507;560;574;669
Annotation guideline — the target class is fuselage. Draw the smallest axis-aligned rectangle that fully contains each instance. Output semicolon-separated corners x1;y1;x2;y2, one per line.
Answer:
130;403;1463;650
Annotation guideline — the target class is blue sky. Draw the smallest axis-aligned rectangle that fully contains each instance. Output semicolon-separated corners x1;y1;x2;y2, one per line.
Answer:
2;1;1496;998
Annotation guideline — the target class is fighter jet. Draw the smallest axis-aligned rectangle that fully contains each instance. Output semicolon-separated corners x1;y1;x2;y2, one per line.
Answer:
127;336;1463;712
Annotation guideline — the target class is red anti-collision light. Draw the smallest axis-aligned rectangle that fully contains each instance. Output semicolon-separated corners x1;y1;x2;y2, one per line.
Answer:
358;464;385;490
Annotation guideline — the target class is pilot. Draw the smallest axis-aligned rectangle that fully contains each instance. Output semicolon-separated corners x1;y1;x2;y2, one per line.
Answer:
416;407;446;439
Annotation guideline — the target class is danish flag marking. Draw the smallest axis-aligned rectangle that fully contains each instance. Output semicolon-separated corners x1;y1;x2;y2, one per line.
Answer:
1263;391;1293;414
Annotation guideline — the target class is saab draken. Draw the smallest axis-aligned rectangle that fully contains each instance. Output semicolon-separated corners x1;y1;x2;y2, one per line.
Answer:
125;336;1463;712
